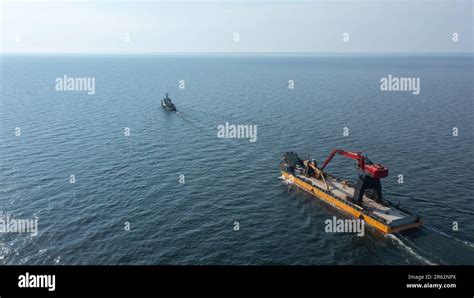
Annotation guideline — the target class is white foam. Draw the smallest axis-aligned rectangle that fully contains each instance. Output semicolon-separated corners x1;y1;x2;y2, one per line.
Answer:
424;225;474;248
388;234;436;265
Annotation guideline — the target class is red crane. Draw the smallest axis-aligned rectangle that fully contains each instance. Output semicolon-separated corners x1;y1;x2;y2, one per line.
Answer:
320;149;388;179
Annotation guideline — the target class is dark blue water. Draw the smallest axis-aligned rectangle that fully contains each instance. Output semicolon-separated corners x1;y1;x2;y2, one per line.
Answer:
1;54;473;265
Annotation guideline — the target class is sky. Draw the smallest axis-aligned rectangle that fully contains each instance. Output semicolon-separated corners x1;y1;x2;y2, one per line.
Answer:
0;0;472;53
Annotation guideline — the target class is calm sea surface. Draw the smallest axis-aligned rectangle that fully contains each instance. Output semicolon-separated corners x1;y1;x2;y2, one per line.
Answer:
0;54;473;264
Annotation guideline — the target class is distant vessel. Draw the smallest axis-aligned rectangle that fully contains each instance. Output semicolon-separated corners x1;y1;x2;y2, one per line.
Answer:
161;93;177;111
280;149;422;234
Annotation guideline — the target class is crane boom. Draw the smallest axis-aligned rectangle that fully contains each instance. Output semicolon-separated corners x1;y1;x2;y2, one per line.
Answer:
320;149;388;179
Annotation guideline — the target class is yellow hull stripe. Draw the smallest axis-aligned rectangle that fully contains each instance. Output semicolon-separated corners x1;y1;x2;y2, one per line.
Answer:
282;172;421;234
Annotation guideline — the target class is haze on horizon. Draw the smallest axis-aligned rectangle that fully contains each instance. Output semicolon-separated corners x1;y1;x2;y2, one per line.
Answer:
1;0;472;54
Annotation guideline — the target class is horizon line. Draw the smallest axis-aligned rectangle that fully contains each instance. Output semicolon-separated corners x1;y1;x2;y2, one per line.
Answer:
1;51;473;55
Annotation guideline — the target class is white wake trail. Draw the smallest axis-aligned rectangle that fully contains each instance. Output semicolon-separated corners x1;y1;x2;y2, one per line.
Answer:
388;234;436;265
424;225;474;249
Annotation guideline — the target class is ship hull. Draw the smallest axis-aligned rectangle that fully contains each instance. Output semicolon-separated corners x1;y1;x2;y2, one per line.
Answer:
281;171;422;234
161;101;176;111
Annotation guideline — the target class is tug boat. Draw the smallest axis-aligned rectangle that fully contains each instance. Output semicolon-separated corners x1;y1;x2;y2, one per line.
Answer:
161;93;177;111
280;150;422;234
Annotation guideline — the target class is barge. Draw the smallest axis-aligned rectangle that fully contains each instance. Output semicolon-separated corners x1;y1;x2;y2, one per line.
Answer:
280;150;422;234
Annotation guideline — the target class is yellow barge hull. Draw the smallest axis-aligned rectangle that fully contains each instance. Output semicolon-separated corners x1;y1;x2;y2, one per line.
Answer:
281;171;422;234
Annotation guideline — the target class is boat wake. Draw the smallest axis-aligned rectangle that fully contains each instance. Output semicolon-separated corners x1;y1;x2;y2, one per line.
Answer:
423;225;474;249
174;110;210;132
387;234;436;265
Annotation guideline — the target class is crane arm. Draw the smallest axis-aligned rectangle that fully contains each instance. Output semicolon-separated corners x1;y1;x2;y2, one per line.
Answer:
320;149;388;179
320;149;362;171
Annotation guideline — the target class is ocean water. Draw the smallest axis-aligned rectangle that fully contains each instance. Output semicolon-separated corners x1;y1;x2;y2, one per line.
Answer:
0;54;473;265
